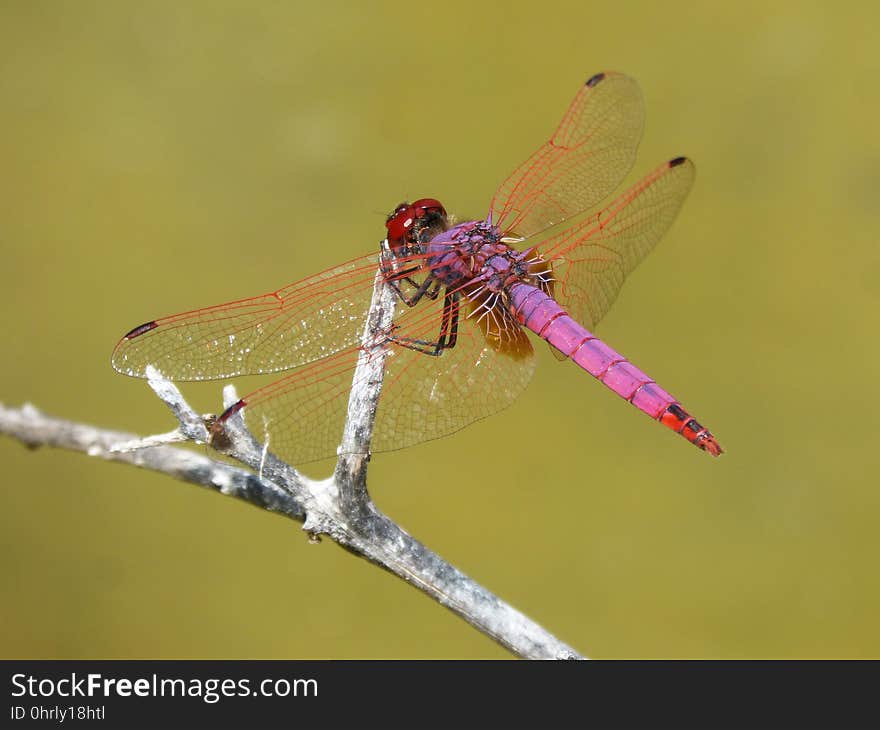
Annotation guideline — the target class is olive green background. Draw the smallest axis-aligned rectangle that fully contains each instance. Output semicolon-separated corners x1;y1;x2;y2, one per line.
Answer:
2;1;877;658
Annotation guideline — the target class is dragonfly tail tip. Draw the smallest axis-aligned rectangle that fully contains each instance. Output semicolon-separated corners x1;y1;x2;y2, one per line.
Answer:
700;435;723;457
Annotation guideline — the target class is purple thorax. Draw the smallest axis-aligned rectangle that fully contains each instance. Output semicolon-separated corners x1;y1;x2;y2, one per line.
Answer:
426;220;530;292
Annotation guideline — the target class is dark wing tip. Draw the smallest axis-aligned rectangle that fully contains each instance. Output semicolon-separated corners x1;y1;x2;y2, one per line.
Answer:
112;320;159;376
585;72;606;88
122;320;159;340
218;399;247;423
669;156;688;168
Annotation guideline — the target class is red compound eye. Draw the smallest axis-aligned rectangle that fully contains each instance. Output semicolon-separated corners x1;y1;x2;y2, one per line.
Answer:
385;202;415;243
385;198;448;249
410;198;446;221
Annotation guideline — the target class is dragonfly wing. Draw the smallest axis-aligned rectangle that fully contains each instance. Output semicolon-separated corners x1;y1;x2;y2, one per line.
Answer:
489;72;645;240
111;252;384;381
222;346;364;465
230;286;537;464
541;157;696;330
374;290;537;454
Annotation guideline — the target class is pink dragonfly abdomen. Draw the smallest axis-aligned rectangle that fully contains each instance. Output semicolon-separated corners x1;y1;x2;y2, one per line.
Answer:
507;282;722;456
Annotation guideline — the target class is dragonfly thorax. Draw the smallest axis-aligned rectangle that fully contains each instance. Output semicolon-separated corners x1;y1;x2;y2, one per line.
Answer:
427;220;552;295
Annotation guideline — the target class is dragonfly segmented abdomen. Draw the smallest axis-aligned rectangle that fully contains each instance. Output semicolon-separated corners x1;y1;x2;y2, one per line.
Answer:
507;282;722;455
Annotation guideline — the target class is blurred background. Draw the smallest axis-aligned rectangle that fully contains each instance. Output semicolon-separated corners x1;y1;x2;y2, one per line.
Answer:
1;0;878;659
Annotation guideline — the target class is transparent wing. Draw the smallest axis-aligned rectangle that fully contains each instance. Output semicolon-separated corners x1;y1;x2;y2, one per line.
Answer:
112;252;390;381
540;157;696;330
489;72;644;240
229;282;537;464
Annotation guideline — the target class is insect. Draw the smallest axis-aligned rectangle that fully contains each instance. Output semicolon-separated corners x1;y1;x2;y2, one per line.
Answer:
113;72;722;463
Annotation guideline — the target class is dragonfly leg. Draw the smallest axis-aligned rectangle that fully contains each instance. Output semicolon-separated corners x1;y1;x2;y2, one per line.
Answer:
389;291;460;356
386;271;442;307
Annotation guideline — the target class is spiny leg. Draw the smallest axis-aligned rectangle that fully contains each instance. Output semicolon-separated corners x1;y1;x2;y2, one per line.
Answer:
385;269;442;307
389;291;460;356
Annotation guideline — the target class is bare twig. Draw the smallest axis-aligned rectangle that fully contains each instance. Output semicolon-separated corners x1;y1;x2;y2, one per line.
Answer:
333;269;398;510
0;270;584;660
0;402;304;519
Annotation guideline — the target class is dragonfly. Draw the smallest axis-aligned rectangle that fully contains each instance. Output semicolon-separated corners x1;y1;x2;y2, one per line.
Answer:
112;71;722;463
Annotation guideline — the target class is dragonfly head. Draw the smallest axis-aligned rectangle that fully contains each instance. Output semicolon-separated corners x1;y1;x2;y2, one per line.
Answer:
385;198;448;255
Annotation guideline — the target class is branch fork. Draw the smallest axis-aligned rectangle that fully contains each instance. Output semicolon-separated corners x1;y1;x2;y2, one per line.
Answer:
1;268;583;660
